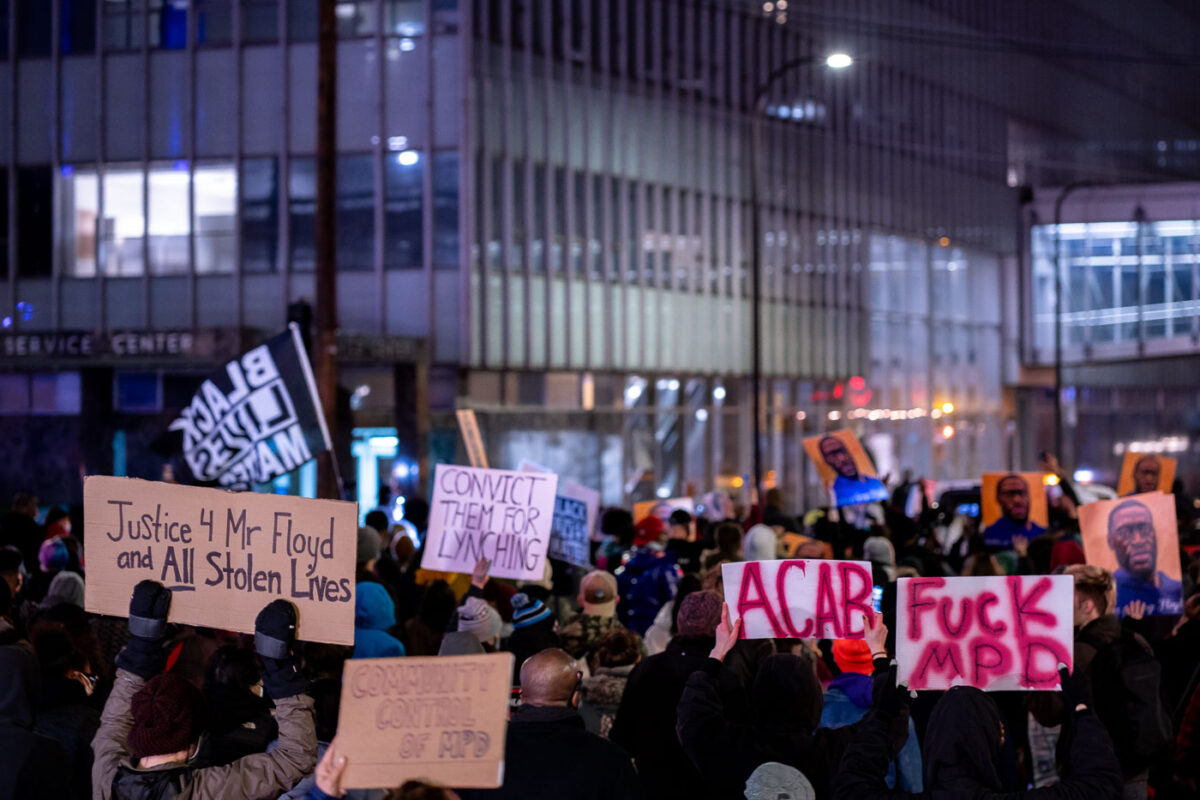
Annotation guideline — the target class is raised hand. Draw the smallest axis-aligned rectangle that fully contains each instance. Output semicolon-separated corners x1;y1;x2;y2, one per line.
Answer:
709;603;743;662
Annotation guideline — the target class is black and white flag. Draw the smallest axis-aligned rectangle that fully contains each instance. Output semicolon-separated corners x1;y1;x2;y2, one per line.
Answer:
169;325;331;489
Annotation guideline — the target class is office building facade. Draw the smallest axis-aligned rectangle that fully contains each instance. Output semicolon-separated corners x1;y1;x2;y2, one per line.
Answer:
1;0;1198;510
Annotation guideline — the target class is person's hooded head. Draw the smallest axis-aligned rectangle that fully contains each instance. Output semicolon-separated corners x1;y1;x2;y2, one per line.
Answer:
43;571;85;609
127;673;208;761
354;582;405;659
743;525;777;562
357;526;381;570
744;762;815;800
0;644;38;729
751;653;822;736
922;686;1004;792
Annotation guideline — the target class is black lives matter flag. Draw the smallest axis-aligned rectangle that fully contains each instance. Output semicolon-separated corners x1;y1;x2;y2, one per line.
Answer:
169;325;331;489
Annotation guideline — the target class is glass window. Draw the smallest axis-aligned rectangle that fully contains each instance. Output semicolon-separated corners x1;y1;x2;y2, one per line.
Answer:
148;164;190;274
17;167;53;278
61;0;97;54
288;0;318;42
104;0;144;50
194;165;236;274
114;372;163;412
385;150;422;268
195;0;232;45
0;375;29;415
31;373;82;415
336;1;375;37
434;152;458;268
17;2;51;56
151;0;188;49
337;154;374;271
288;158;316;271
242;0;277;42
102;168;146;276
385;0;424;37
241;158;278;273
59;167;99;277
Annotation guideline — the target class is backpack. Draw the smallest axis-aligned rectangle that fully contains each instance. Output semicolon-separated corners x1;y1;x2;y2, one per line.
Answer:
1079;626;1173;775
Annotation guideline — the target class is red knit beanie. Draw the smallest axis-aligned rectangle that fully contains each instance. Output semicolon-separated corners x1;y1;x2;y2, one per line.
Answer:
127;674;206;760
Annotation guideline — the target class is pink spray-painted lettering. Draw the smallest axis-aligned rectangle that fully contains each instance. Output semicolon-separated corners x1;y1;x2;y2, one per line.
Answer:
721;559;875;640
896;575;1073;691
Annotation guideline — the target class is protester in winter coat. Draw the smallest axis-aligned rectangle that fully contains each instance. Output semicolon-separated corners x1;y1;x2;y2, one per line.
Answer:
403;580;457;656
820;639;921;792
506;593;559;684
676;604;859;800
831;670;1123;800
457;648;642;800
91;581;317;800
614;529;682;635
202;645;278;766
354;582;407;659
560;570;628;666
610;590;725;800
579;627;642;738
0;643;70;800
30;623;100;800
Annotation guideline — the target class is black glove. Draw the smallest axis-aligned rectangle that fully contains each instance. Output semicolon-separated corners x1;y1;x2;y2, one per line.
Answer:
115;580;172;679
1059;664;1093;717
256;600;307;700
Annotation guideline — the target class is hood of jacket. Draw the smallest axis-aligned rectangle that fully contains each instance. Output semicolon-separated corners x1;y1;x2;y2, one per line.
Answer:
826;671;873;709
0;644;38;729
923;686;1003;792
751;653;822;735
355;582;397;631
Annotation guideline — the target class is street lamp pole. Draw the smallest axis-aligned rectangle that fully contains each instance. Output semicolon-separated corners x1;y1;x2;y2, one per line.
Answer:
749;54;849;498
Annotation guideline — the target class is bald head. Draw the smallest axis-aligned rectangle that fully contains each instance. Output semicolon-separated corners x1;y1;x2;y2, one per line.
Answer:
519;648;579;708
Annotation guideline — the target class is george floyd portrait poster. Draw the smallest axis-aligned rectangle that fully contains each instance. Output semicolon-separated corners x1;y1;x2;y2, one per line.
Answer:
1079;492;1183;618
1116;452;1176;497
802;430;889;508
980;473;1049;551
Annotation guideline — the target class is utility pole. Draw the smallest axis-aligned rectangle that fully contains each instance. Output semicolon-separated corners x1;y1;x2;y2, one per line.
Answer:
315;0;341;499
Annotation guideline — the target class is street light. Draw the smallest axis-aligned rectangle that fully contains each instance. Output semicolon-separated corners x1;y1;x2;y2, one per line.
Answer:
749;52;852;498
825;52;853;70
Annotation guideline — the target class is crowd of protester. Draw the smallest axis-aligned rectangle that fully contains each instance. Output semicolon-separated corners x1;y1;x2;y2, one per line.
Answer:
1;456;1199;800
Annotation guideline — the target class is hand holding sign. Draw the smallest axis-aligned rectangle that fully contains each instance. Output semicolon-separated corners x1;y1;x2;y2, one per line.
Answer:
895;575;1073;692
709;603;742;662
315;739;349;798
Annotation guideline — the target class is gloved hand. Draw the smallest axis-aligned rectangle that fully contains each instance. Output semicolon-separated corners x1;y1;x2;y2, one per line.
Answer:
1059;663;1093;717
115;580;172;679
256;600;307;700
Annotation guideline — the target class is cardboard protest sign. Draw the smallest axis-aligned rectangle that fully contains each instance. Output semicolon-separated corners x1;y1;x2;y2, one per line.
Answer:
722;559;875;640
421;464;558;581
1116;452;1176;496
548;495;590;568
84;476;356;645
169;325;330;490
895;575;1073;691
1079;492;1183;617
519;462;601;543
802;430;888;508
633;497;695;524
980;473;1049;550
338;653;513;790
456;409;489;468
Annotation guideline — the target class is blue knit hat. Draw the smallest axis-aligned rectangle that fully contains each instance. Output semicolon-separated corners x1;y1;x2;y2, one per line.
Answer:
511;593;552;629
